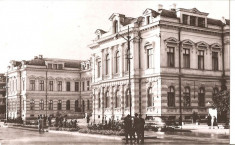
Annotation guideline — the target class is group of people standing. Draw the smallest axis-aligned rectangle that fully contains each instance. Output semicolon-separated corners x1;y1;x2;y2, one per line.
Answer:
124;113;145;144
207;114;218;129
37;114;52;133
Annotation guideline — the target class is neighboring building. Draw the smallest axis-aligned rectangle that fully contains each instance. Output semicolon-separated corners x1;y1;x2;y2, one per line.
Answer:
0;74;6;119
5;55;92;121
89;4;230;123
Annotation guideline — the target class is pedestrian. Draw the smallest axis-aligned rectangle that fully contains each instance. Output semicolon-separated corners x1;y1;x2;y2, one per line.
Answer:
207;114;211;129
124;114;132;144
211;116;214;129
40;115;44;132
138;114;145;144
48;115;51;127
213;116;218;129
133;113;140;143
38;115;41;133
43;115;47;128
74;119;77;128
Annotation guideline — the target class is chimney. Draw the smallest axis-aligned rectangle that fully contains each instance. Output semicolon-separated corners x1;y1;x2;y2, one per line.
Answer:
221;16;226;24
158;4;163;11
34;56;38;59
170;3;176;11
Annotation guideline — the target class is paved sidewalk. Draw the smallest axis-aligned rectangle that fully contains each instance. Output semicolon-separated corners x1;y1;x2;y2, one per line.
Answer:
180;124;229;135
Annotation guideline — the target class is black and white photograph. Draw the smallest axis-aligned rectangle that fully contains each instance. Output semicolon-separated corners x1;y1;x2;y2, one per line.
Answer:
0;0;233;144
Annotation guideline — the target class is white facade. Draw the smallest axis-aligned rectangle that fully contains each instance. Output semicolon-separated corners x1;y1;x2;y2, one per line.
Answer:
89;6;230;123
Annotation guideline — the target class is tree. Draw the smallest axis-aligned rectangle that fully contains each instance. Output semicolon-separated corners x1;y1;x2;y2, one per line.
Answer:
212;90;230;122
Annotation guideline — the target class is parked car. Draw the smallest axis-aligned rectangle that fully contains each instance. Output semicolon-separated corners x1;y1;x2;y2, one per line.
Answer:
144;116;166;131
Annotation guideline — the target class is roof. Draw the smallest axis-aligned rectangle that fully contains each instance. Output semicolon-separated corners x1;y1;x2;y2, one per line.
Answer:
64;62;80;68
207;18;222;26
28;58;45;66
225;19;230;25
160;9;177;18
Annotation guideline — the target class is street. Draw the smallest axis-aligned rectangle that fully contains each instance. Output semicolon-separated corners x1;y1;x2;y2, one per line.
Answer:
0;127;229;145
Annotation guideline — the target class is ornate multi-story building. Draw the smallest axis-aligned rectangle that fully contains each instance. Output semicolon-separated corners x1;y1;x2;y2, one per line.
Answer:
0;73;6;118
6;55;92;121
89;4;230;123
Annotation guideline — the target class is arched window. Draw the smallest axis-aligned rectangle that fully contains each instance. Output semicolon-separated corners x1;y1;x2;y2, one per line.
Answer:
147;48;153;69
184;87;190;107
126;49;130;72
198;87;205;107
168;86;175;107
39;100;44;110
87;100;90;110
98;93;101;108
105;91;109;108
115;89;120;108
147;88;153;107
106;54;110;75
82;100;85;112
58;100;62;110
213;87;219;96
114;20;118;33
125;89;130;107
66;100;70;110
75;100;79;112
115;51;120;73
30;99;35;110
49;100;53;110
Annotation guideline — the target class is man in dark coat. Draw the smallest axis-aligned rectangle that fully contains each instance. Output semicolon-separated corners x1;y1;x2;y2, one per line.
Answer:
207;114;212;128
138;114;145;143
133;113;140;143
124;114;132;143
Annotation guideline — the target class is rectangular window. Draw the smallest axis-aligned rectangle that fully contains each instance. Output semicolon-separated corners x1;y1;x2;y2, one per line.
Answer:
30;80;35;91
190;16;196;26
82;82;85;91
66;82;70;91
146;16;150;24
198;17;205;27
87;81;90;91
39;80;44;91
58;100;62;110
198;50;204;70
22;80;25;91
48;63;52;69
57;81;62;91
212;52;218;71
183;49;190;68
167;47;174;67
147;48;153;68
98;61;101;78
183;14;188;25
53;64;57;69
58;64;63;70
49;81;53;91
75;82;79;92
87;64;90;69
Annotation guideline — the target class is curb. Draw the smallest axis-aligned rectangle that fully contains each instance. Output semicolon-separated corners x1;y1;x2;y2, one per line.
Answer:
48;130;123;140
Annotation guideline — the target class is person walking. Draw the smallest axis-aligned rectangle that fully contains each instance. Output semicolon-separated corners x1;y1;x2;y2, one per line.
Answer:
38;115;41;133
124;114;132;144
133;113;140;143
138;114;145;144
207;114;211;129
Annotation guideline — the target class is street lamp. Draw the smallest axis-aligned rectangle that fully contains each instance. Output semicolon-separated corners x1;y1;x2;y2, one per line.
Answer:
116;26;141;117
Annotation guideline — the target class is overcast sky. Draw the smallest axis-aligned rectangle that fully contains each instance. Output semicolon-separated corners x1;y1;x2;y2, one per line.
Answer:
0;0;230;73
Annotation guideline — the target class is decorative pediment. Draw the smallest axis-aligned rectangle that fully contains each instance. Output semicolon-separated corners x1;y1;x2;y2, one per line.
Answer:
143;8;153;16
182;39;195;47
196;41;209;49
144;41;155;53
28;75;36;79
165;37;179;44
210;43;222;51
179;8;209;16
95;29;107;35
109;13;125;21
37;76;45;80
